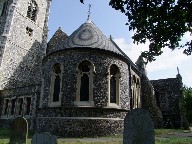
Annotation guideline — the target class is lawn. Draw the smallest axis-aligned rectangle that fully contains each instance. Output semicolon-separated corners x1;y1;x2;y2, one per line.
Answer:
0;128;191;144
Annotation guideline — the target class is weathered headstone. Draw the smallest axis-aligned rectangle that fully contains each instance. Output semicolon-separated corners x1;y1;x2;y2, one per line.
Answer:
31;132;58;144
9;117;28;144
123;108;154;144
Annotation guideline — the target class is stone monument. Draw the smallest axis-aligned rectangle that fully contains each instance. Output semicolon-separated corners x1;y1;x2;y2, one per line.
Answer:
9;117;28;144
31;132;58;144
123;108;154;144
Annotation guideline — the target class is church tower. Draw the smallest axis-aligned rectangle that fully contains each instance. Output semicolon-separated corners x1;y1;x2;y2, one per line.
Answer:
0;0;51;128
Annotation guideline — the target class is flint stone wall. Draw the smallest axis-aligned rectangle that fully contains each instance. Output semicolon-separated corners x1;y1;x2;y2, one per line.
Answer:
151;77;184;128
37;116;124;137
0;0;50;89
0;85;40;129
0;118;32;129
41;49;130;109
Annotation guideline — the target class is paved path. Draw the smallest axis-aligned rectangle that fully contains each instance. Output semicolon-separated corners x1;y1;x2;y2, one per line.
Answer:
157;131;192;138
58;131;192;143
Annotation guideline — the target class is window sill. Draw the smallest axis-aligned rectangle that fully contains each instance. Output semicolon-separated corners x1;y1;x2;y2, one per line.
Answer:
49;102;61;107
107;103;120;108
74;101;94;107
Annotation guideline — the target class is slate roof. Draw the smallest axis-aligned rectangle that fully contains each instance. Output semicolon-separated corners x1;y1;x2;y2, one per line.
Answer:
63;19;126;56
47;19;138;69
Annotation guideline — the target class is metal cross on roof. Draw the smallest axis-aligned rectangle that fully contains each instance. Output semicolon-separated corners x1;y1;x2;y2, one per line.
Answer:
177;67;180;74
87;4;92;20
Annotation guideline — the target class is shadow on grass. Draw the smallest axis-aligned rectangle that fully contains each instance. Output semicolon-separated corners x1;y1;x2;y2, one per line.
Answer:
0;128;35;139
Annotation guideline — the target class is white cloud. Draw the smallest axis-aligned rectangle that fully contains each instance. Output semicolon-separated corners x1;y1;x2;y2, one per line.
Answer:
147;48;191;72
114;37;192;87
114;38;148;63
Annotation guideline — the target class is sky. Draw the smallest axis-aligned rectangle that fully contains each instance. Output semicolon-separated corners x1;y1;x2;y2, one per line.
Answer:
47;0;192;87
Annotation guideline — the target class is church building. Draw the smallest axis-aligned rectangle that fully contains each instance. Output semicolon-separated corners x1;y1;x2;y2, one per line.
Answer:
0;0;186;137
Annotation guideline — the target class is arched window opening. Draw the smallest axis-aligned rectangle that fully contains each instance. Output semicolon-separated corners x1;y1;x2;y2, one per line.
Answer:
75;60;94;106
108;64;120;106
49;63;62;106
27;0;37;21
78;61;91;102
132;75;141;109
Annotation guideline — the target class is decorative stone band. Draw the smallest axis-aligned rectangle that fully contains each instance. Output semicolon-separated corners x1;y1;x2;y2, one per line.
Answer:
37;117;124;121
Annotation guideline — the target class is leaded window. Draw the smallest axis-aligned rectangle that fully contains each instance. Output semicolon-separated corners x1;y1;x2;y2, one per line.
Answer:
131;75;141;109
75;60;94;106
79;61;91;102
109;64;120;105
49;63;62;106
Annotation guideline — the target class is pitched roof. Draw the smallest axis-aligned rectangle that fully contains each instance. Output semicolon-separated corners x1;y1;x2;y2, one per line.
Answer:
46;20;139;70
63;19;125;56
47;27;68;54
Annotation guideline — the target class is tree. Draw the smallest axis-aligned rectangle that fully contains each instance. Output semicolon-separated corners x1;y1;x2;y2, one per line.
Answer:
80;0;192;62
182;86;192;124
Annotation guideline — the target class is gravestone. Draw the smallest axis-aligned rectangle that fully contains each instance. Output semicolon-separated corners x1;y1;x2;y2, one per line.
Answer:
123;108;154;144
9;117;28;144
31;132;58;144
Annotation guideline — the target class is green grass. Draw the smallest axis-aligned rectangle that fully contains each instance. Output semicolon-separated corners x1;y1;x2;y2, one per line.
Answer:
154;128;185;136
0;128;191;144
156;138;192;144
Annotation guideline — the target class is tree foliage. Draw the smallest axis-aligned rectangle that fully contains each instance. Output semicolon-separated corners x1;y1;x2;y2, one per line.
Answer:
182;86;192;124
80;0;192;62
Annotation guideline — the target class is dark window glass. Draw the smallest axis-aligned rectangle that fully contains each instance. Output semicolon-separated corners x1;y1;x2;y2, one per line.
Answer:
53;75;61;102
26;97;31;115
18;98;23;115
110;64;119;103
53;63;61;74
27;0;37;21
26;27;33;36
80;73;89;101
110;75;116;103
3;99;9;115
10;99;16;115
78;61;90;72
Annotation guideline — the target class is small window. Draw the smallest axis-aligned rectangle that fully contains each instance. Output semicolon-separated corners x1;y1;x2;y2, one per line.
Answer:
27;0;37;21
3;98;9;115
131;75;141;109
159;93;168;109
10;98;16;115
0;0;8;17
25;97;31;115
18;98;24;116
26;27;33;36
